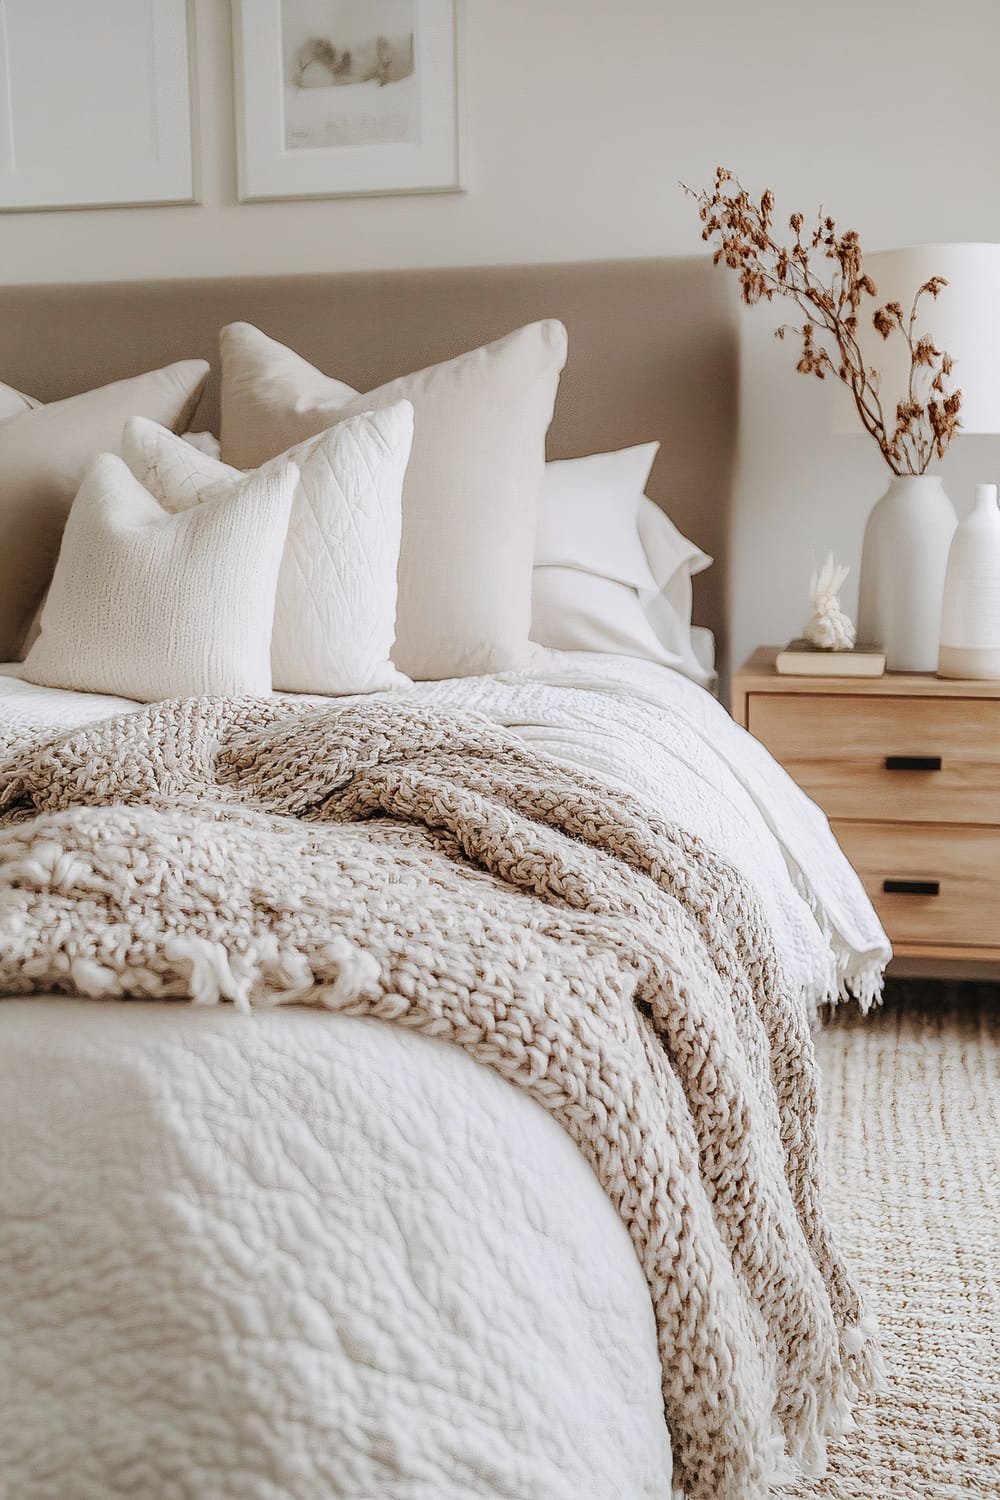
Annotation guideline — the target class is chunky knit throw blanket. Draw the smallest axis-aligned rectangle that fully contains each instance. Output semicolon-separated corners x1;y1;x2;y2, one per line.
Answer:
0;697;881;1499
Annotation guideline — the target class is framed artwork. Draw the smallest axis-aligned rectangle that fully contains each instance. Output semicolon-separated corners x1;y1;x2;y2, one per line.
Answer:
232;0;462;201
0;0;196;212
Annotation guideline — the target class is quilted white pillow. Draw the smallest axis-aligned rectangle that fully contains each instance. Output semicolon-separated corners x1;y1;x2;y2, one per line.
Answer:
122;404;414;696
23;453;296;702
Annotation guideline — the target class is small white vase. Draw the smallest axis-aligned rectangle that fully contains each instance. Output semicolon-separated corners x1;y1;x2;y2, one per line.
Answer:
938;484;1000;679
856;474;957;672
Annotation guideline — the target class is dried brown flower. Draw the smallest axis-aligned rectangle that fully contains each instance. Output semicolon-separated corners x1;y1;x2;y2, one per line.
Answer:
682;169;963;474
872;308;895;340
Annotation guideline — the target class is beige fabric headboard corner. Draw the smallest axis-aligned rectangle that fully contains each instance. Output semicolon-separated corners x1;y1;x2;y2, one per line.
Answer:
0;255;738;673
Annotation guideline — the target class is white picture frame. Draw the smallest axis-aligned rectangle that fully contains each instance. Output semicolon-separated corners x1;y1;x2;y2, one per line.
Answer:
232;0;462;202
0;0;196;212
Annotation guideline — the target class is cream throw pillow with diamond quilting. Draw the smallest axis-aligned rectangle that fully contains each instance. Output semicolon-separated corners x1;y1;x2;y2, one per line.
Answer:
24;452;296;703
123;404;413;696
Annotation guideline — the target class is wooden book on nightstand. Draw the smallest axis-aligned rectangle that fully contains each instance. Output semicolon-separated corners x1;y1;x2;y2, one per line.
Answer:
732;647;1000;974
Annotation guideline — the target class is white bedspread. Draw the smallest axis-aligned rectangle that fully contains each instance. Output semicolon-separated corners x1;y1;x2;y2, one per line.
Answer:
0;655;888;1500
1;1001;672;1499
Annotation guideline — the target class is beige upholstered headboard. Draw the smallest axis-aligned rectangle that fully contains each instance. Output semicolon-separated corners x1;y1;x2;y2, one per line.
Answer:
0;256;737;672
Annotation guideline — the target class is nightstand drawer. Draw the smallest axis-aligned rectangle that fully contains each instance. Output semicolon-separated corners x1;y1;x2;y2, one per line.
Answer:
748;694;1000;823
831;820;1000;950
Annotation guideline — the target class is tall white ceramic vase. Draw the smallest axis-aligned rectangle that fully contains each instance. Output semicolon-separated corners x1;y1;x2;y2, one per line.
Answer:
856;475;957;672
938;483;1000;679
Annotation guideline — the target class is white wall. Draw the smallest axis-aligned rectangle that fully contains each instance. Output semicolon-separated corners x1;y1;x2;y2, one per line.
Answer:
3;0;999;667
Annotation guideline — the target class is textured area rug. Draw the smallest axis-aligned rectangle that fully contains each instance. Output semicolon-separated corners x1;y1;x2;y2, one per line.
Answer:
787;983;1000;1497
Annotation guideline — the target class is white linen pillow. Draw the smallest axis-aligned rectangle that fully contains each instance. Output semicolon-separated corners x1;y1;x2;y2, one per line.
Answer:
530;566;715;685
532;567;677;660
123;405;414;696
637;497;712;673
23;453;296;702
220;320;568;680
535;443;660;588
530;445;713;684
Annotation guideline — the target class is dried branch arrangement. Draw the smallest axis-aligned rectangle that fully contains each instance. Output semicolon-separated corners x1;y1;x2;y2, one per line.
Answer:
687;169;962;474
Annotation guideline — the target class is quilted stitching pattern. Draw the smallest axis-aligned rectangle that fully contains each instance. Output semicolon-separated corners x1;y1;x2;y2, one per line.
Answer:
0;1000;673;1500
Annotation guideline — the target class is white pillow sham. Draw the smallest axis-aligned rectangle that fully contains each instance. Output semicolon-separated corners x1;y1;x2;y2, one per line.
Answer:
123;404;414;696
535;443;660;589
23;452;296;702
637;497;712;676
220;319;568;680
530;444;713;684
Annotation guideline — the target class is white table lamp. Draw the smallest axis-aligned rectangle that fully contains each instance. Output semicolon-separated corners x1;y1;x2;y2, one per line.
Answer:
834;244;1000;671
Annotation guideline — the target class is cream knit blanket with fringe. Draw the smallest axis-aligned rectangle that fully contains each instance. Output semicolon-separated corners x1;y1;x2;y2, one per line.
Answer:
0;697;882;1500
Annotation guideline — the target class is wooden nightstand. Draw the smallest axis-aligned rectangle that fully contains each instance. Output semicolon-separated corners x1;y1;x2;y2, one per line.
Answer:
732;648;1000;969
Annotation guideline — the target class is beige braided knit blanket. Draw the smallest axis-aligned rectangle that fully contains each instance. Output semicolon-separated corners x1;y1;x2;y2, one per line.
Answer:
0;697;881;1499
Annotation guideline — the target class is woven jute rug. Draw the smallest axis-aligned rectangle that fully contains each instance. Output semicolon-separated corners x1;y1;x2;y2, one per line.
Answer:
786;983;1000;1497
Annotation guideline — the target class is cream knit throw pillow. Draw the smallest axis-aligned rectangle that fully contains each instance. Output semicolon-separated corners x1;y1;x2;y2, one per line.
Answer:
122;405;414;696
0;360;209;661
23;452;296;702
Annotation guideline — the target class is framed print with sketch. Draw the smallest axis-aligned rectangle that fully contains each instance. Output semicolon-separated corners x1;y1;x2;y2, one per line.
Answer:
232;0;462;201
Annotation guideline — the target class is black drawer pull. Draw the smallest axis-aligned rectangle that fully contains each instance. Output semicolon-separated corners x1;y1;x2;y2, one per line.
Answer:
882;878;940;897
884;755;942;772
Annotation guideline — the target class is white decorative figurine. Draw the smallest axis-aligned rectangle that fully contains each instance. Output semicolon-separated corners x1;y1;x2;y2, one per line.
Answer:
802;553;856;651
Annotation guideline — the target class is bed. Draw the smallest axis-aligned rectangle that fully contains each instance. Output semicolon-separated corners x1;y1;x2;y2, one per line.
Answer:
0;261;890;1500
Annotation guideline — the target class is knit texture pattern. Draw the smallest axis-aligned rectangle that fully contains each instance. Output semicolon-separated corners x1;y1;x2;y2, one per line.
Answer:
23;454;296;702
0;697;881;1500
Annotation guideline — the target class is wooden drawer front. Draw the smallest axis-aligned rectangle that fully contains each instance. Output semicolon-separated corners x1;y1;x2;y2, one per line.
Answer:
831;820;1000;951
748;694;1000;824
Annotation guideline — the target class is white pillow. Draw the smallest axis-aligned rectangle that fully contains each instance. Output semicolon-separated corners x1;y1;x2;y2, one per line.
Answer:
220;320;568;680
123;404;414;696
181;430;221;458
18;425;227;660
532;567;674;659
0;359;209;661
637;497;712;673
23;452;296;702
535;443;660;588
530;445;713;684
0;380;41;422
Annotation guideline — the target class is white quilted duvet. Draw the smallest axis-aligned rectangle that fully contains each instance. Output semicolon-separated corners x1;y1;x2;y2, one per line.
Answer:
0;654;889;1500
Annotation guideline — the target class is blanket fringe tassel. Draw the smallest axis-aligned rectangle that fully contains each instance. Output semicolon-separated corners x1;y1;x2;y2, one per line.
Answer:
159;934;381;1014
786;867;886;1016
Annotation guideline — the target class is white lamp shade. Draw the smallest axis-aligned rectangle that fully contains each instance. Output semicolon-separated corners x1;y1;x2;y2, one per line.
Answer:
832;243;1000;436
